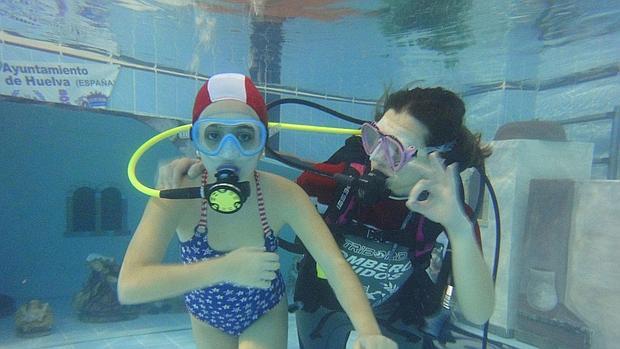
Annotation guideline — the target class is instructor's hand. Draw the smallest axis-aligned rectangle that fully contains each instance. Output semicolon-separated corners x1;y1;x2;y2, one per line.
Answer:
405;152;467;230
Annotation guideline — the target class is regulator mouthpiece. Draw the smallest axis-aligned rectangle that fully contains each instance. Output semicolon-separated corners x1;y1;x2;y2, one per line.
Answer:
205;166;250;214
355;170;390;206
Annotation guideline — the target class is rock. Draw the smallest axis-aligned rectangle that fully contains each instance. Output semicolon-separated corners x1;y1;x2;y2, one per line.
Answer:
15;299;53;337
73;254;138;322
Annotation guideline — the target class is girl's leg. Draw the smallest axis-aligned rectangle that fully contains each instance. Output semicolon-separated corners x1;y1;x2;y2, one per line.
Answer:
239;298;288;349
190;314;238;349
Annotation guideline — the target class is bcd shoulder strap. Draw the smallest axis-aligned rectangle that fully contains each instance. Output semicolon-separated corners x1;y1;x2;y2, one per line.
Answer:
323;162;365;226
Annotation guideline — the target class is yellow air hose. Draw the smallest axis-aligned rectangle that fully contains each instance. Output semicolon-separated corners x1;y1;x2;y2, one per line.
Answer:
128;122;360;198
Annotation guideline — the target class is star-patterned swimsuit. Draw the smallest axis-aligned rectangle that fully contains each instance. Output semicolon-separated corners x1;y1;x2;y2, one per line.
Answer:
180;171;285;336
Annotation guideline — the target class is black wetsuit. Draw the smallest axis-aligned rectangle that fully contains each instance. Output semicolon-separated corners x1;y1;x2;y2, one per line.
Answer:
294;137;469;349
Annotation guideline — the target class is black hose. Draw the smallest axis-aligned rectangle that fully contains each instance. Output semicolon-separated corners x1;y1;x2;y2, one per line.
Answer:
450;324;518;349
264;146;323;177
264;97;364;185
473;166;486;218
481;170;501;349
266;98;367;125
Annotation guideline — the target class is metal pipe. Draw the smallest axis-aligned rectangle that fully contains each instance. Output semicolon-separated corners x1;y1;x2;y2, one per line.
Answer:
557;112;613;125
609;106;620;179
0;30;377;106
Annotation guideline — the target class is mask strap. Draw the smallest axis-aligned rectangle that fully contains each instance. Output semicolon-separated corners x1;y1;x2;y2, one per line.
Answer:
427;140;456;154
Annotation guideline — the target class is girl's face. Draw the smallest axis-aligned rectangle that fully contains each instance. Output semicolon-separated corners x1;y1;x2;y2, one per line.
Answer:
194;100;265;180
369;108;432;197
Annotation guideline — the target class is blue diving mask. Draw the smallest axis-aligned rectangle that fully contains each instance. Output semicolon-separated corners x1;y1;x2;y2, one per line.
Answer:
191;118;267;157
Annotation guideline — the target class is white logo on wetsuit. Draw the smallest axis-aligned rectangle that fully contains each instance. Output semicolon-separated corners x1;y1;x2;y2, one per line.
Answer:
340;235;413;306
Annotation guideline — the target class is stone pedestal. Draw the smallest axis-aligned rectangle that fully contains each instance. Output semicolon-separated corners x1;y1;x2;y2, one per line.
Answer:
565;180;620;349
515;179;591;348
477;140;593;336
516;300;590;348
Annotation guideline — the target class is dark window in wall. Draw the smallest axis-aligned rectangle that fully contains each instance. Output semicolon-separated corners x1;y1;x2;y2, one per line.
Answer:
69;186;96;234
66;185;127;236
101;187;123;232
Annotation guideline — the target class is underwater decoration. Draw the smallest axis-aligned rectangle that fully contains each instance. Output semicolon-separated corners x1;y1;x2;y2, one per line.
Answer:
72;253;138;322
15;299;54;337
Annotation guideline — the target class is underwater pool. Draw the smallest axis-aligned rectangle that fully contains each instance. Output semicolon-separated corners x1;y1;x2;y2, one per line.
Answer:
1;1;619;348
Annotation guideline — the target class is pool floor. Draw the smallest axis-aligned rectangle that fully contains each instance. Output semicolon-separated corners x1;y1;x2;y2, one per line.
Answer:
0;298;534;349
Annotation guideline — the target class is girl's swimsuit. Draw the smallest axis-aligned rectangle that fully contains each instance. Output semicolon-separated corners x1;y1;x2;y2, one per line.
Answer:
180;171;285;336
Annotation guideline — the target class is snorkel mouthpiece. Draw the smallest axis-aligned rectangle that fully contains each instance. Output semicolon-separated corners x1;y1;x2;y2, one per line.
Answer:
205;165;251;214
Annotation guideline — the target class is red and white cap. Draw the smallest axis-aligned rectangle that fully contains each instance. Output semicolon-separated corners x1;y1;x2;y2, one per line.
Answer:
192;73;268;127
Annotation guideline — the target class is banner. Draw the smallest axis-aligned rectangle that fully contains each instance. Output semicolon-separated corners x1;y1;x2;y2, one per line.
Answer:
0;60;120;108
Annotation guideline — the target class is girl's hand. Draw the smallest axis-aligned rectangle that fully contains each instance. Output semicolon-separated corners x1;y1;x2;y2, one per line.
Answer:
157;157;204;189
405;152;467;229
220;246;280;289
354;334;398;349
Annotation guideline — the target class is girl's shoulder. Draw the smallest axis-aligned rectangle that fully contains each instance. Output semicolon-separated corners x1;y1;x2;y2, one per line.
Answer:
257;170;310;212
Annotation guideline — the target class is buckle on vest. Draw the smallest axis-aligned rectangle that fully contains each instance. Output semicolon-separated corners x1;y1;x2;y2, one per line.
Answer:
365;228;384;242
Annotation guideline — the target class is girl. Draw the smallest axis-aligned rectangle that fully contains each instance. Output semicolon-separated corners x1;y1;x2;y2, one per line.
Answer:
117;73;396;349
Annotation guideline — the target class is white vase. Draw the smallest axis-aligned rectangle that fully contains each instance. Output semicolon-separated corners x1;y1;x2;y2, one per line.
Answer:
526;267;558;312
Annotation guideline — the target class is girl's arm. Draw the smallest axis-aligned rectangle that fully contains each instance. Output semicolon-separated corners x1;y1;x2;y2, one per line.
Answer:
118;196;280;304
117;198;229;304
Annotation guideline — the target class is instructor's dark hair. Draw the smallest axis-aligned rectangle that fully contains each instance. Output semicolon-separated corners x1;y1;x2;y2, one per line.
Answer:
377;87;491;171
